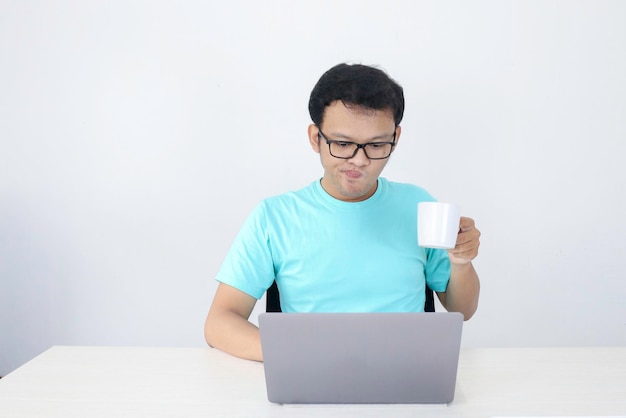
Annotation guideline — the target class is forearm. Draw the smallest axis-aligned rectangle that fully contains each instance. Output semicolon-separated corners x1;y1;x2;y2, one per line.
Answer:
440;262;480;320
204;310;263;362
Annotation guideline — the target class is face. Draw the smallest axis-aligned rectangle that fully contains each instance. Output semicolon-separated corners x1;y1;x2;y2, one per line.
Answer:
308;101;401;202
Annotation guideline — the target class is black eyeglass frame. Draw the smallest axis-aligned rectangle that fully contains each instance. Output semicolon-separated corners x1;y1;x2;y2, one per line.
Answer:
317;127;397;160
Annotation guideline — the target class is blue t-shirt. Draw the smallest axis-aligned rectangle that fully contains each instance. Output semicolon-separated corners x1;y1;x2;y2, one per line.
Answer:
216;177;451;312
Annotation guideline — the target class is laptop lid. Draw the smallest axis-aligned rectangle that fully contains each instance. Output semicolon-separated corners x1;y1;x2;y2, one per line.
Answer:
259;312;463;404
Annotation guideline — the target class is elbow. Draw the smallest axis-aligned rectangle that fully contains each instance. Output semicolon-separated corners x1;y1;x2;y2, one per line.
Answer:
204;313;217;348
462;298;479;321
463;308;477;321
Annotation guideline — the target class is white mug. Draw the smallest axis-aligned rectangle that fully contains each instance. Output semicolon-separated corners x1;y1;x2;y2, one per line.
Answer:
417;202;461;249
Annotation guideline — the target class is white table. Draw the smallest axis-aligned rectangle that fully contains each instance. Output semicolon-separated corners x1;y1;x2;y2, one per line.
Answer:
0;346;625;417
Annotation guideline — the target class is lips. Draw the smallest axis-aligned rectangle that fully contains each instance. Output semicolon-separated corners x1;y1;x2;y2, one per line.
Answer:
344;170;363;179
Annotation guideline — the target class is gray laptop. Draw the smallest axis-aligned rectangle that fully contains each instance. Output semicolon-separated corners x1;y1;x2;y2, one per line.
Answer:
259;312;463;404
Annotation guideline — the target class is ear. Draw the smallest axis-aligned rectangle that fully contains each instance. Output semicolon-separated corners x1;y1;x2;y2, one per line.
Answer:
308;124;321;153
394;125;402;148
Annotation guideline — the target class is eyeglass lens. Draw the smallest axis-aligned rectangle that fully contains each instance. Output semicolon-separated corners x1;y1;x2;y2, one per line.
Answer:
329;142;393;159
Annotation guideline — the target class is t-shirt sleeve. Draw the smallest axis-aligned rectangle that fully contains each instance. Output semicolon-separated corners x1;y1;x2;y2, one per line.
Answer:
424;248;451;292
215;202;276;299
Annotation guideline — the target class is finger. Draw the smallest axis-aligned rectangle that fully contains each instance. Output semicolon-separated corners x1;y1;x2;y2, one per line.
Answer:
452;233;480;254
448;244;479;261
450;245;478;257
455;229;480;246
458;217;475;232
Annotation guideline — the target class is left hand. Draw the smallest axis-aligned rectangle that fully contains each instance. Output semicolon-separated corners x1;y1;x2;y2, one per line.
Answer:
448;217;481;265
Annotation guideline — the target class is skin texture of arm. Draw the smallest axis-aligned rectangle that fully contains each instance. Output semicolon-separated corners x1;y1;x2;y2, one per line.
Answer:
204;283;263;361
437;216;481;320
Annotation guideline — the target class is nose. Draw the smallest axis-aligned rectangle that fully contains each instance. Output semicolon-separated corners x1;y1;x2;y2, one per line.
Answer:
348;146;370;166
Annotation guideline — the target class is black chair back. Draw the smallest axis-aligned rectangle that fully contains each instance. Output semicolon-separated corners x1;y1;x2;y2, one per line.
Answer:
266;280;283;312
266;281;436;313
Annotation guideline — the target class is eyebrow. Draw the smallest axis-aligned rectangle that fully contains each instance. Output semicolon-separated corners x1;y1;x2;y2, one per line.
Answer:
326;131;395;142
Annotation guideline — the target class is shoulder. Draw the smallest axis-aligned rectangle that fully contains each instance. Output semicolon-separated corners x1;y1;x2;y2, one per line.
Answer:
254;181;320;218
380;178;437;202
262;181;317;206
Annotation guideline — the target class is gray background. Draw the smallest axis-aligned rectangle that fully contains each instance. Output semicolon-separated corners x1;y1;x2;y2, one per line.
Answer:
1;0;625;376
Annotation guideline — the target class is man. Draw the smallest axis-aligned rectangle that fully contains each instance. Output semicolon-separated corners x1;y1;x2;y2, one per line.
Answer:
204;63;480;361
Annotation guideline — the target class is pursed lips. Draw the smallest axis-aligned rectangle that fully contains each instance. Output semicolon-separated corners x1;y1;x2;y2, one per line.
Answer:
343;169;363;179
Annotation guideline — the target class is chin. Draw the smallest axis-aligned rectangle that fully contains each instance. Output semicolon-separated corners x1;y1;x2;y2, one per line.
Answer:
340;187;372;201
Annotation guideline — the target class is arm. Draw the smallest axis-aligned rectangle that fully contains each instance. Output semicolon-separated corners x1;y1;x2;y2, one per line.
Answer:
437;217;481;320
204;283;263;361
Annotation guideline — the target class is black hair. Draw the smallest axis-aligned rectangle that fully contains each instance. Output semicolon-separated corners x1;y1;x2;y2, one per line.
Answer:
308;63;405;127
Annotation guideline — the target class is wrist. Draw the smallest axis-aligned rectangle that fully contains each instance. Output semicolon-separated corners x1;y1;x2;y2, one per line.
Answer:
450;260;473;273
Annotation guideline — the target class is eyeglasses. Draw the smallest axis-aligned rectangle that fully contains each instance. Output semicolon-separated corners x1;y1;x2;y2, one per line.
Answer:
317;128;397;160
